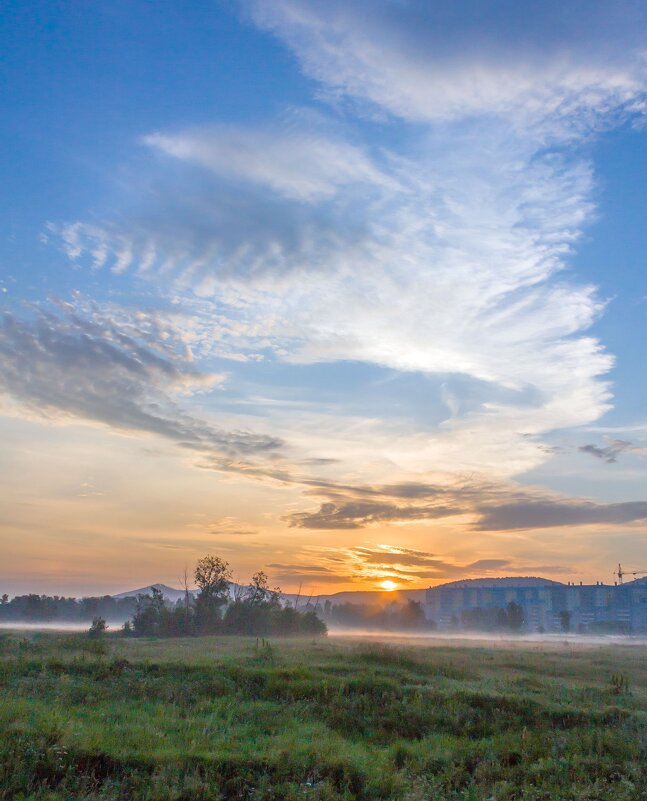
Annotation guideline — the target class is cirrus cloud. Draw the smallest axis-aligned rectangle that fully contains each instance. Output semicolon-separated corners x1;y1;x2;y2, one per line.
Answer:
248;0;647;127
0;302;282;461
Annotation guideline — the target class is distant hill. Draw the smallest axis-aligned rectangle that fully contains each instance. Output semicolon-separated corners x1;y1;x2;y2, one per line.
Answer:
111;583;426;606
113;582;264;603
291;579;563;606
436;577;565;590
115;575;641;606
301;588;428;605
113;584;191;603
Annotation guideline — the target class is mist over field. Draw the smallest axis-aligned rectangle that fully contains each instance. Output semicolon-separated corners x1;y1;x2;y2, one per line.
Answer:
0;622;91;632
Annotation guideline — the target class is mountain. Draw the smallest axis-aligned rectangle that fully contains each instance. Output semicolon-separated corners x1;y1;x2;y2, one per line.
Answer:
110;582;424;606
119;576;647;606
113;584;191;603
116;576;630;606
436;577;564;589
296;588;429;605
109;584;444;607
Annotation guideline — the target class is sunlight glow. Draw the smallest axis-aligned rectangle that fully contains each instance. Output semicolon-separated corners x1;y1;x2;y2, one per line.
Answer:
381;580;397;591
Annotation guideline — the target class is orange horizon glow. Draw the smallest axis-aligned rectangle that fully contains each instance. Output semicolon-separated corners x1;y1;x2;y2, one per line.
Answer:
0;419;636;598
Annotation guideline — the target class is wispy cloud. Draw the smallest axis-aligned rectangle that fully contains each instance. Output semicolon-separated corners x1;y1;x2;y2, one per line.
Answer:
0;302;282;462
248;0;647;128
478;499;647;531
287;476;647;532
144;117;391;201
287;499;462;529
205;517;260;537
272;543;571;587
53;117;615;479
579;438;647;463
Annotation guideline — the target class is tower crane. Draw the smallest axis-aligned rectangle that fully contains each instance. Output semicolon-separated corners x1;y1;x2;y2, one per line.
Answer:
614;564;647;584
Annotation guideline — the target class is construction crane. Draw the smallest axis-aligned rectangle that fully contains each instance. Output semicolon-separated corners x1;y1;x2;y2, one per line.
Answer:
614;564;647;584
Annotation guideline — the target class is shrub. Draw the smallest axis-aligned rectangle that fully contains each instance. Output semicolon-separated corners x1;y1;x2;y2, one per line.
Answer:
88;617;107;638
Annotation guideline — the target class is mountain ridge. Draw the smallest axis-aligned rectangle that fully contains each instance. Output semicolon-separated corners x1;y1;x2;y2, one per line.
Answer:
112;576;567;605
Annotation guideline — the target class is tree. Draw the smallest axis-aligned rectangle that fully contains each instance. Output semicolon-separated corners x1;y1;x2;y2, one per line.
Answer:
559;610;571;633
399;600;426;630
132;593;158;636
195;555;232;600
246;571;280;606
88;617;107;638
151;586;166;618
194;555;232;632
151;586;177;636
79;596;100;620
298;609;328;636
180;566;192;613
223;571;283;635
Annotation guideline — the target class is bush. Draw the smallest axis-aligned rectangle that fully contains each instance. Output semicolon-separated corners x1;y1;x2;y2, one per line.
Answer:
88;617;107;638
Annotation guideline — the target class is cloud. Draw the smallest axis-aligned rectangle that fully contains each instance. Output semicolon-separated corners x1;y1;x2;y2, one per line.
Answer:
467;559;511;572
271;571;357;585
207;518;259;537
53;168;375;289
287;476;647;532
6;293;635;543
268;563;335;572
478;499;647;531
55;119;615;478
579;439;647;463
0;303;282;461
349;546;501;576
352;546;438;567
144;118;390;201
248;0;647;127
287;499;462;529
334;544;569;582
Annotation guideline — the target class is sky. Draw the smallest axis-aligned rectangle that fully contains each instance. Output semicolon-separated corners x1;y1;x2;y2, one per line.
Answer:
1;0;646;596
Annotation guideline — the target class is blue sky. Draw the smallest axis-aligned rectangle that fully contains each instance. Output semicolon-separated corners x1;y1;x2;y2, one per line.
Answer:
1;0;646;595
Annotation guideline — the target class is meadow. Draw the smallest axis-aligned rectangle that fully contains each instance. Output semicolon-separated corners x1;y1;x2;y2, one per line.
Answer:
0;632;645;800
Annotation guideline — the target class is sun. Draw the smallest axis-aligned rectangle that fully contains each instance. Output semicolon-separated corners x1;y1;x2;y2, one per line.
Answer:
381;580;397;592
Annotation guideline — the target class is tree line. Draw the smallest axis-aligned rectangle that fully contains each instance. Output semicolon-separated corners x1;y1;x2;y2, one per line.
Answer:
124;556;327;637
0;593;137;623
320;599;431;630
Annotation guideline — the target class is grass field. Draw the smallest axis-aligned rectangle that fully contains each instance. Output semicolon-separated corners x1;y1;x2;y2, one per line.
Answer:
1;632;646;800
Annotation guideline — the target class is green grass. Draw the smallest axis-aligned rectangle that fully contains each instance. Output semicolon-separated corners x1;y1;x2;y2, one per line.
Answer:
0;633;646;800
